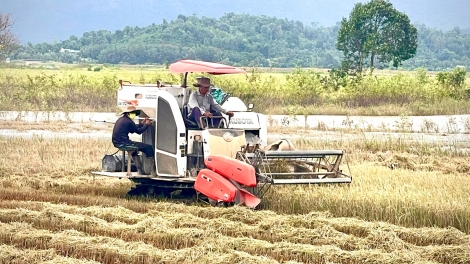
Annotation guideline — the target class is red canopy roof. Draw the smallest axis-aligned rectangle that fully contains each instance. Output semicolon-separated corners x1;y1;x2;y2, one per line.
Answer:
169;60;246;75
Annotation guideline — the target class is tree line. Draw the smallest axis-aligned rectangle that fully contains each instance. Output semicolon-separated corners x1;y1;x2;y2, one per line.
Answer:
3;8;470;71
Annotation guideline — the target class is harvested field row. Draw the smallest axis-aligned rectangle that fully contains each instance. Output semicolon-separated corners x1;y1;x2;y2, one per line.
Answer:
1;135;470;263
0;199;468;247
0;200;469;264
0;244;101;264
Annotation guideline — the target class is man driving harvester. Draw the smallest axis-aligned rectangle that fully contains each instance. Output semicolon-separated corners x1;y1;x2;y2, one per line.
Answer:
187;77;234;128
112;105;155;175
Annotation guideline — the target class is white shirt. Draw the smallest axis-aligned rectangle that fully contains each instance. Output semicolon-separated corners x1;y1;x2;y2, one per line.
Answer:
187;90;227;116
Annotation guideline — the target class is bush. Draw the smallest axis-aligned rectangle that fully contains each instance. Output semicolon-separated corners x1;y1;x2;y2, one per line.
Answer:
436;66;467;99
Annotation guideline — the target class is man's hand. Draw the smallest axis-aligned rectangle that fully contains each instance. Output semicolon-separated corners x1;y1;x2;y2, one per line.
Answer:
143;117;152;125
226;111;234;118
203;112;212;118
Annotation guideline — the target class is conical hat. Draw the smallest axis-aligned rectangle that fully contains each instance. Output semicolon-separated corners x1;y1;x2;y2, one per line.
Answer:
119;105;141;115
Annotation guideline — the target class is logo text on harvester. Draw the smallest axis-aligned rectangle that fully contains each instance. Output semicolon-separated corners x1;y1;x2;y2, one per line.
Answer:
230;118;254;124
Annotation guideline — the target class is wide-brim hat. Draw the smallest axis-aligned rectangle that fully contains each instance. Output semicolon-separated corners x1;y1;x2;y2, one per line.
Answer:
193;77;212;88
119;105;141;115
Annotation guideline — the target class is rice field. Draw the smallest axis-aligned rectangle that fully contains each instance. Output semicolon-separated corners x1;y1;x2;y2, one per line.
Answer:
1;122;470;263
1;65;469;116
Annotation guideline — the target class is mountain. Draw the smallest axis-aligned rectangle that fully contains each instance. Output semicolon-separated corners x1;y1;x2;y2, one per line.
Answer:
11;13;470;70
3;0;470;44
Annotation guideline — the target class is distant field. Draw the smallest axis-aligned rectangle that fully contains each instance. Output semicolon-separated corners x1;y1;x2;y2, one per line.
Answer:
0;131;469;263
1;63;469;116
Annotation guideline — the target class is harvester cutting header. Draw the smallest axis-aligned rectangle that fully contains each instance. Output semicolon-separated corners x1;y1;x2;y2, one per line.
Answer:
93;60;352;208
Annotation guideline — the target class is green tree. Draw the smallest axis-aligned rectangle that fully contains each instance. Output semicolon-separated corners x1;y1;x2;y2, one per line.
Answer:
336;0;418;73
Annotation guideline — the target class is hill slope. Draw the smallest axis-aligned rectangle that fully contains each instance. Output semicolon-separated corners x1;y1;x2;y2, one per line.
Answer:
11;13;470;70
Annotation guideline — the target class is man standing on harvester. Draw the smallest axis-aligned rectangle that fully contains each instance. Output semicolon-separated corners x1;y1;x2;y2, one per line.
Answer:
187;77;234;128
112;105;155;175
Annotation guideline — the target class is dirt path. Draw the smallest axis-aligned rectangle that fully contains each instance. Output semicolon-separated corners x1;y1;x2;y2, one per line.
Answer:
2;120;469;154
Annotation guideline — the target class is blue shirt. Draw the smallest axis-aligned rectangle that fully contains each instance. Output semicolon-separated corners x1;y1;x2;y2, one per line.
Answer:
112;115;149;146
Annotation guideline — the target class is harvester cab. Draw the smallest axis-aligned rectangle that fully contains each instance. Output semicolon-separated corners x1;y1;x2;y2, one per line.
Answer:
93;60;352;208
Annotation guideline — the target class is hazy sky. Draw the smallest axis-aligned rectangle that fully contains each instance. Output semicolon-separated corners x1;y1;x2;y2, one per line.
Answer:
3;0;469;44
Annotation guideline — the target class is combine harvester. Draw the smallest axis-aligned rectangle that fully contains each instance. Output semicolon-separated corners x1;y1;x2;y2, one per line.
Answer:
93;60;352;208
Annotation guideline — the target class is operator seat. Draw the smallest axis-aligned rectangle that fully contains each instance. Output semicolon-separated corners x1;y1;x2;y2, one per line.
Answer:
182;104;228;129
182;105;200;129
